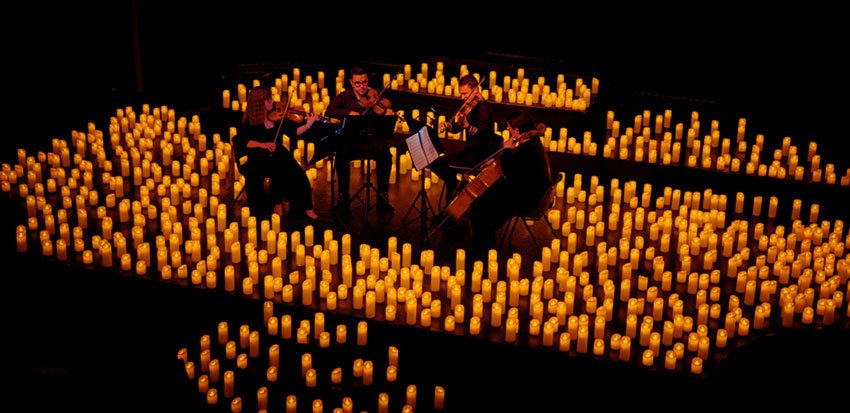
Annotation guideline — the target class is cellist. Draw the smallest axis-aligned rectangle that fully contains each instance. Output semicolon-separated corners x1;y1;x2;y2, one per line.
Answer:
431;74;501;204
466;110;553;260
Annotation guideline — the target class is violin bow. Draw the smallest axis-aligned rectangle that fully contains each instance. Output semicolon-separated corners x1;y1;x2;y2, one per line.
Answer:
272;87;295;148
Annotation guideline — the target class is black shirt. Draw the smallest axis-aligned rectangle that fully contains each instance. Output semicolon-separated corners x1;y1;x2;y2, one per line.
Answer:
500;138;552;213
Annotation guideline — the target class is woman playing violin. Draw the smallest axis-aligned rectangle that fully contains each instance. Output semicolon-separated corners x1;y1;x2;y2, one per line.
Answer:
467;110;553;260
233;86;319;220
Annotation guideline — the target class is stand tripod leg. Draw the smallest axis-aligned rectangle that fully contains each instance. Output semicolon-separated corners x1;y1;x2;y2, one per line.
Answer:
328;155;350;234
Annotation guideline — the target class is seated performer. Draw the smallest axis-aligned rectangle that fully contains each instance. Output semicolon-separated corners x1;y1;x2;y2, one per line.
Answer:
431;74;501;204
467;110;553;260
233;86;319;220
325;67;394;213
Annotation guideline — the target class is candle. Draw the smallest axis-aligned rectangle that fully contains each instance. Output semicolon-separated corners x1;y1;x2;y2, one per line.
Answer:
378;393;389;413
362;361;374;385
198;375;209;392
357;321;367;345
257;387;268;410
223;370;234;398
286;395;297;413
434;386;446;410
470;316;481;335
406;385;417;410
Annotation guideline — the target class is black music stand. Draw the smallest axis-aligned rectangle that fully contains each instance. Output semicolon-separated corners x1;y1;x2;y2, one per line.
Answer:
337;115;397;226
308;126;350;234
393;119;443;246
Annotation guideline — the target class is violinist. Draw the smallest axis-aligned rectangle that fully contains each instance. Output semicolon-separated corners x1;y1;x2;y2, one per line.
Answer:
326;67;394;213
467;110;553;260
431;74;500;203
233;86;319;220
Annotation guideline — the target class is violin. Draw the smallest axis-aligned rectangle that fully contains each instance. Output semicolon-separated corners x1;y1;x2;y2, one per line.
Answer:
358;87;392;115
439;87;483;133
452;88;483;123
272;101;340;124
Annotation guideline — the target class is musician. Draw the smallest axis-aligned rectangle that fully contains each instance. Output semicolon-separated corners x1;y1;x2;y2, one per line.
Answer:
432;74;500;203
326;67;394;212
233;86;319;220
467;110;553;260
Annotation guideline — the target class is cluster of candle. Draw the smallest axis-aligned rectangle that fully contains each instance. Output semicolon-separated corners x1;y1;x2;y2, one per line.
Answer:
603;109;850;186
178;305;445;412
223;70;332;121
5;79;848;393
387;62;596;112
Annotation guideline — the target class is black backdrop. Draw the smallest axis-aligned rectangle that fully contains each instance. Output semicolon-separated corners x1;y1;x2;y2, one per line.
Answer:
5;2;848;158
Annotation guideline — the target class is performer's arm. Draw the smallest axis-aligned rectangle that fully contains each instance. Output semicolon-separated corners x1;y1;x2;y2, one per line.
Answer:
327;92;359;118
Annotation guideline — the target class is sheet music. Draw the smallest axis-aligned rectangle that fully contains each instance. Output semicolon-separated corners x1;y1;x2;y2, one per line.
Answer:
406;126;440;171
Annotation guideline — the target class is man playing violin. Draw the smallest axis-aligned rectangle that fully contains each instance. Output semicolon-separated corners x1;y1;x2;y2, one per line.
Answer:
326;67;394;213
432;74;500;204
467;110;553;260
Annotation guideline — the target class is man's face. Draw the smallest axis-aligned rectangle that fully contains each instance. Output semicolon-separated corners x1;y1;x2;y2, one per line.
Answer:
350;74;369;97
459;84;473;101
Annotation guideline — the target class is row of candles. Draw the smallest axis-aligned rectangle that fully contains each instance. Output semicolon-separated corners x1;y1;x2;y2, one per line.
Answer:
604;110;849;186
178;309;445;412
222;65;597;117
389;63;596;112
7;103;848;376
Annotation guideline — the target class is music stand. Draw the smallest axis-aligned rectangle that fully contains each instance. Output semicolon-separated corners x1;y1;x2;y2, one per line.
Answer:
337;115;397;226
308;125;350;234
393;118;443;245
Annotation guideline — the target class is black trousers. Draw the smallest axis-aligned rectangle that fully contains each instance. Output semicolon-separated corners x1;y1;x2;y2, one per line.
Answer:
335;139;392;198
243;146;313;216
429;147;493;202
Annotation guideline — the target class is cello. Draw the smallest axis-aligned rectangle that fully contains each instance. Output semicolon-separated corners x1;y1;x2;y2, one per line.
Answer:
444;125;545;220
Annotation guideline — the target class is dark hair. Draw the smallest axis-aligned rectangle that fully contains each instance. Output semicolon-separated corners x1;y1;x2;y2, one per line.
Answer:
507;111;536;135
244;86;272;126
459;74;479;89
350;67;367;80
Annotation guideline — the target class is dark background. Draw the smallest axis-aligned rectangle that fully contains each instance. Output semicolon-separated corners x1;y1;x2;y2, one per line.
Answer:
5;2;847;159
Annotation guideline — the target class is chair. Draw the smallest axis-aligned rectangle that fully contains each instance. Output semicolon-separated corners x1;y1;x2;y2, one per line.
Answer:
497;184;559;252
228;134;272;215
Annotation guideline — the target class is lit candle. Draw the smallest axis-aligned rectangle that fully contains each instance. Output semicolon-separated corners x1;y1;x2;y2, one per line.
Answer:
406;385;417;410
434;386;445;410
470;317;481;335
257;387;268;410
378;393;389;413
357;321;367;345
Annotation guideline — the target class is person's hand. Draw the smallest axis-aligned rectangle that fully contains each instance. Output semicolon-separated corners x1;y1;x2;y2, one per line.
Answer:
439;121;452;133
457;113;469;129
305;113;318;128
262;141;276;153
